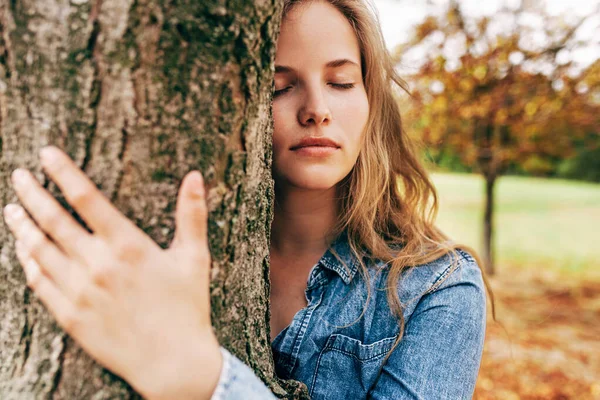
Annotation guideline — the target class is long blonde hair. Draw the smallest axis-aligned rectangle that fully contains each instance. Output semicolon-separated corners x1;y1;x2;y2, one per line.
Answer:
281;0;496;377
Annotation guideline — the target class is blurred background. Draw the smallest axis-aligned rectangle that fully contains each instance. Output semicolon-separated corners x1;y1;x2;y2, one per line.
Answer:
372;0;600;398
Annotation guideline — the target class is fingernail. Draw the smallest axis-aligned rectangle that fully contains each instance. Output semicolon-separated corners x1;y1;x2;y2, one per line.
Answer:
190;172;204;197
3;203;22;222
11;169;27;186
40;146;59;165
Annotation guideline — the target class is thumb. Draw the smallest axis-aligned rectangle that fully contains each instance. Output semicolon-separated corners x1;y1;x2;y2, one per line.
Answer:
171;171;208;252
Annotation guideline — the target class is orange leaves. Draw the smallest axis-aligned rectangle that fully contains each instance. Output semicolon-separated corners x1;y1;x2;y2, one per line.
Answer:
459;77;475;92
432;96;448;113
494;109;509;125
414;16;439;42
475;266;600;400
524;101;538;117
473;64;488;81
399;3;600;176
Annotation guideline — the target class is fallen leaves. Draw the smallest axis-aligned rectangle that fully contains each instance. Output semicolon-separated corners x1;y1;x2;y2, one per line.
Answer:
474;264;600;399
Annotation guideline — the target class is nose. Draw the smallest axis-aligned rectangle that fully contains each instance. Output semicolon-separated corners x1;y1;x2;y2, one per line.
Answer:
298;85;332;127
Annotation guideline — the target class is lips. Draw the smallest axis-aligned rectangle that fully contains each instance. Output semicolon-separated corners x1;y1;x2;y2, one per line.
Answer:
290;137;341;150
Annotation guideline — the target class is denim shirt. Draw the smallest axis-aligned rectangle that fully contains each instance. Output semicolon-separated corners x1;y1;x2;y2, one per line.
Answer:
211;232;487;400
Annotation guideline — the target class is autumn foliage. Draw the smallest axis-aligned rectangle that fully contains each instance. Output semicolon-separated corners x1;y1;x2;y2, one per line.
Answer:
397;2;600;273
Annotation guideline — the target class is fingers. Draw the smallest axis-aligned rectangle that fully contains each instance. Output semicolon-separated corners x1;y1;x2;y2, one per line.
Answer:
3;203;81;297
9;167;93;261
38;146;137;241
170;171;209;258
13;248;80;335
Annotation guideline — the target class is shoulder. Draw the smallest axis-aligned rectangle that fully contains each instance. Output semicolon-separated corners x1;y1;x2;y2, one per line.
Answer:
375;248;486;323
421;248;484;295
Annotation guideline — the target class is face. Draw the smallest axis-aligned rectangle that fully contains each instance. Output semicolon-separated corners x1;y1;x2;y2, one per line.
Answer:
272;1;370;191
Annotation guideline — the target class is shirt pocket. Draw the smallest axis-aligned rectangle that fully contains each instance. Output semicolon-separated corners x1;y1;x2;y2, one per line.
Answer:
310;334;397;399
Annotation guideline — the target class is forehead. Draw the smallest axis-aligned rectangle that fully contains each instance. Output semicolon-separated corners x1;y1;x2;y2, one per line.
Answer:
276;2;361;67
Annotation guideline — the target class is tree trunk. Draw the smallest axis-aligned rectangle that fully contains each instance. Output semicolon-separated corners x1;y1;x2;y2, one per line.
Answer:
482;173;496;276
0;0;306;398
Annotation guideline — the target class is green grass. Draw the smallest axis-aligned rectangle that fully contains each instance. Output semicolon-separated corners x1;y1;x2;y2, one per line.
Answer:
430;172;600;275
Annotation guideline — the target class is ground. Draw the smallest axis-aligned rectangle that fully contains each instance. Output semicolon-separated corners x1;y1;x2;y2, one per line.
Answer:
475;262;600;400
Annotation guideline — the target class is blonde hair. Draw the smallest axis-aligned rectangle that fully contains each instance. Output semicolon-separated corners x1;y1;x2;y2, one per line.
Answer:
281;0;496;382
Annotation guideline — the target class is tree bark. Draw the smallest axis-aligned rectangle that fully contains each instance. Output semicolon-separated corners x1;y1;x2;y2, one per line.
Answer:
0;0;306;398
482;173;496;276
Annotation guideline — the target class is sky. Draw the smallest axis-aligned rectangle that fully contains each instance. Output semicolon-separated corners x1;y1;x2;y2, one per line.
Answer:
372;0;600;68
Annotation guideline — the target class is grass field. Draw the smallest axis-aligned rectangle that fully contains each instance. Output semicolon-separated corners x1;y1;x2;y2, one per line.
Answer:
431;172;600;277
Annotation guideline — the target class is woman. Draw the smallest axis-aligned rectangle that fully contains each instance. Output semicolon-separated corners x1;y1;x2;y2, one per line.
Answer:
3;0;493;398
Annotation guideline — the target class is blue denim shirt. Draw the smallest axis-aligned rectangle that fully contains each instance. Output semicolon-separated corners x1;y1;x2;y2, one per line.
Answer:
211;232;487;399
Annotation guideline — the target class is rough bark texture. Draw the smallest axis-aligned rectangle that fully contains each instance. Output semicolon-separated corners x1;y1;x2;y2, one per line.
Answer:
0;0;307;398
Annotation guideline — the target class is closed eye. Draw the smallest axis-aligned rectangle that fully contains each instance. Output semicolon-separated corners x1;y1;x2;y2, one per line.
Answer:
329;83;355;89
273;86;292;98
273;82;356;98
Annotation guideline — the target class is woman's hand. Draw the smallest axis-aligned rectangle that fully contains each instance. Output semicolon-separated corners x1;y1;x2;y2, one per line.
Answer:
2;146;222;400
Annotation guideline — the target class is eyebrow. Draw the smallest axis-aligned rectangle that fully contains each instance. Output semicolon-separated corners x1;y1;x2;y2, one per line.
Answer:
275;58;360;73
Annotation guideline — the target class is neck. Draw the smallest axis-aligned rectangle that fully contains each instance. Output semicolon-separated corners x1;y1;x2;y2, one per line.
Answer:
271;183;339;258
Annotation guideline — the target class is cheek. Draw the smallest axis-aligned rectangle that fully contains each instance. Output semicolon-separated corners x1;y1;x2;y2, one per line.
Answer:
272;101;291;154
337;92;369;156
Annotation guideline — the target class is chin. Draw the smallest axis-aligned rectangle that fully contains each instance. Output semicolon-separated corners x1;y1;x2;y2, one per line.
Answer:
290;178;339;190
273;158;355;190
277;169;349;191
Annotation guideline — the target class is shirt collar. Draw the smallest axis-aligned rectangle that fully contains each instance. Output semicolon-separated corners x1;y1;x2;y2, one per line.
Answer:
320;231;361;284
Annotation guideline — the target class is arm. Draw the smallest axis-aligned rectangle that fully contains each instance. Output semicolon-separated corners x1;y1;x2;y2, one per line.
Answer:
369;257;487;400
211;347;278;400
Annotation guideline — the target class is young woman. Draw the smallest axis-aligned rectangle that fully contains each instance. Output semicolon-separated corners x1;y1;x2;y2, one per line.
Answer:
3;0;493;398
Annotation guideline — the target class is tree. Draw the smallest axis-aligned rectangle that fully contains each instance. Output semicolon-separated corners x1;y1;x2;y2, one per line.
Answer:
398;1;600;274
0;0;307;398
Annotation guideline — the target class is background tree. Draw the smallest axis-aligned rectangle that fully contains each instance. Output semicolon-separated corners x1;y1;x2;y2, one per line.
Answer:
0;0;307;398
397;1;600;274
